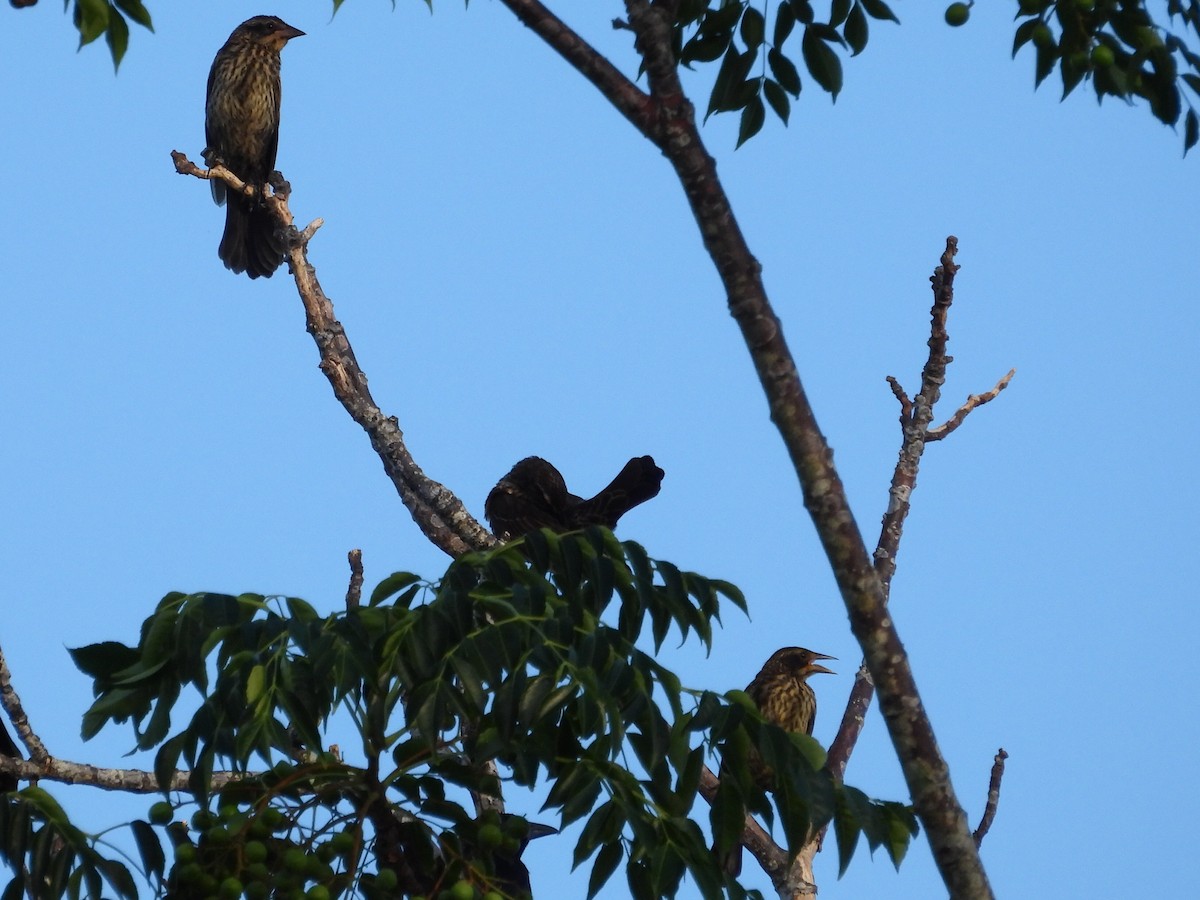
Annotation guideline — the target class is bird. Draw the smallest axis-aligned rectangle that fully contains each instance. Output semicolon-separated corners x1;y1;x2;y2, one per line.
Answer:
204;15;304;279
471;816;557;898
721;646;835;876
483;456;664;541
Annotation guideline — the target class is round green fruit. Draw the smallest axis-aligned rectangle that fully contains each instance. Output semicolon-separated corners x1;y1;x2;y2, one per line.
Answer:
306;887;331;900
329;831;355;855
945;2;970;26
1032;24;1054;47
244;840;268;864
374;869;399;892
477;824;503;850
1090;45;1115;66
450;882;476;900
148;801;174;826
218;876;244;900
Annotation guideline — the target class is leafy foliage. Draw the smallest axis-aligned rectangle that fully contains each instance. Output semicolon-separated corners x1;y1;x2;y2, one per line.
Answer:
32;1;1200;151
54;529;917;897
68;0;154;71
0;788;141;900
674;0;900;146
1007;0;1200;154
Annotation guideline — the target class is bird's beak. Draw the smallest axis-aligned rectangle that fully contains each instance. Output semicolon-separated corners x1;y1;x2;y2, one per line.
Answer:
282;25;305;41
526;823;558;841
807;653;836;676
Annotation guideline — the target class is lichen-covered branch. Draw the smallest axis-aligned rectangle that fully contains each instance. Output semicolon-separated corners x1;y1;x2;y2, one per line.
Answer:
171;151;494;559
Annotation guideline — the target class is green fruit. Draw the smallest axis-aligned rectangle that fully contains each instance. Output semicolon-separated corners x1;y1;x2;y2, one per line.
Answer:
1090;44;1115;66
449;883;477;900
1075;0;1095;9
191;810;215;831
218;876;244;899
1032;24;1054;47
283;847;308;873
374;869;399;891
944;3;969;26
174;844;197;865
306;888;330;900
329;831;355;855
244;840;268;864
176;862;203;885
148;801;174;826
261;807;286;830
244;862;270;883
245;883;271;900
477;824;503;850
206;825;233;845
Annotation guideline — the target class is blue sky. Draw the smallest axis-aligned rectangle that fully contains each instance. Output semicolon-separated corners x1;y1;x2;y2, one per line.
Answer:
2;1;1197;897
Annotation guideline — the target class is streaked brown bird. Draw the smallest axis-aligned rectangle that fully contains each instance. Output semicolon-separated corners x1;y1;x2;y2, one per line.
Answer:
484;456;664;541
722;646;835;876
205;15;304;279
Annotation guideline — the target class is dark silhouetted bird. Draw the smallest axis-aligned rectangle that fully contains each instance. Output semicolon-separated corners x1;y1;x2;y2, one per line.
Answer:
472;816;557;898
721;646;835;876
0;720;19;792
484;456;664;541
205;15;304;278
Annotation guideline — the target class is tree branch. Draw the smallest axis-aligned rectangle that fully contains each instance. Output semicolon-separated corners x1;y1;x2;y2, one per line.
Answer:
497;4;995;894
972;749;1009;848
0;645;46;766
346;548;364;611
171;151;494;559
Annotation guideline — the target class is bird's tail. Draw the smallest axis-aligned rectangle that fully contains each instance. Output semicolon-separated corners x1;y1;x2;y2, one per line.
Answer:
218;195;285;279
575;455;664;528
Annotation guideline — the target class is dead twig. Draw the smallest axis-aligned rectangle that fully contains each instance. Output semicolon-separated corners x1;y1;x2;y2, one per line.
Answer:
973;749;1009;848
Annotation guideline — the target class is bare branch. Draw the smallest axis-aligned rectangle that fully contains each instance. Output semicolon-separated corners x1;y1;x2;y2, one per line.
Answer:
172;151;494;559
0;646;47;766
928;370;1017;442
346;549;364;610
504;6;995;889
973;749;1009;848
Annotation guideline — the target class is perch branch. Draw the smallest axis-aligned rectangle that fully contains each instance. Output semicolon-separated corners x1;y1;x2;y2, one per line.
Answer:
496;2;995;893
0;646;47;766
346;549;364;610
973;749;1009;848
171;151;494;559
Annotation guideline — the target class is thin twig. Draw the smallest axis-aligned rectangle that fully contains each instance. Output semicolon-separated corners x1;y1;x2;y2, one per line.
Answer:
973;749;1009;848
346;549;364;610
928;370;1017;441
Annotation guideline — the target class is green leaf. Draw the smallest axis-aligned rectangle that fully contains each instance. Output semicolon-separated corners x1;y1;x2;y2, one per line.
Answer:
768;47;801;97
368;571;422;606
129;819;165;883
845;2;869;55
802;28;844;97
773;1;796;47
104;6;129;71
1185;108;1198;155
76;0;110;46
587;839;623;898
114;0;152;29
831;0;852;27
740;7;765;51
859;0;899;22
